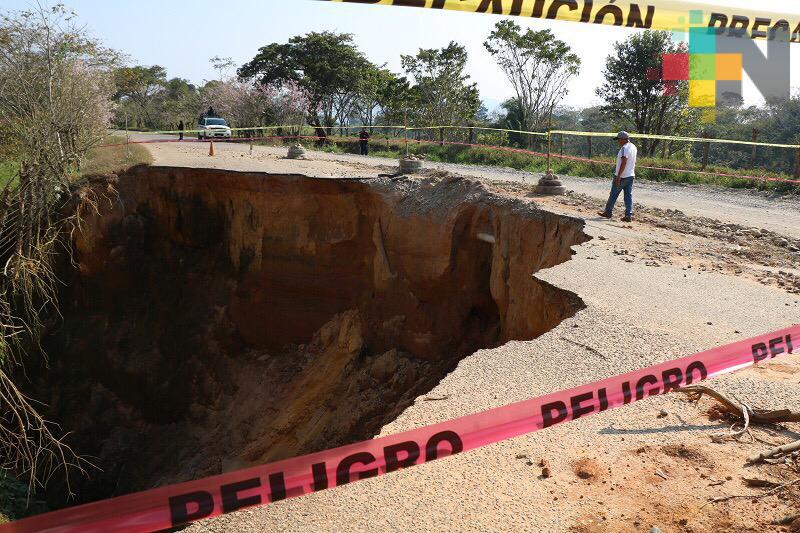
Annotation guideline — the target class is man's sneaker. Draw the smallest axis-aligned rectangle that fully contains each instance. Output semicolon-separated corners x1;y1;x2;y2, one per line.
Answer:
598;211;612;219
621;216;632;222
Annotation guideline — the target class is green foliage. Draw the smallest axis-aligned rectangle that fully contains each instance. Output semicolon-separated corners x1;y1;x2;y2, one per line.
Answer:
597;31;692;156
485;21;580;133
354;66;405;127
239;32;372;131
313;136;798;194
112;66;169;129
401;42;480;127
0;473;48;522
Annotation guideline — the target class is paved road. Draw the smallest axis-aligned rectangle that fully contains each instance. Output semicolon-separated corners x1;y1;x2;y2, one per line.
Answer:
125;132;800;238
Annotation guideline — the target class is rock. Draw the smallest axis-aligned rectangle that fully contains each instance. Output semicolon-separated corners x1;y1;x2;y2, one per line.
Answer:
651;527;661;533
777;238;790;247
658;409;668;418
369;349;398;381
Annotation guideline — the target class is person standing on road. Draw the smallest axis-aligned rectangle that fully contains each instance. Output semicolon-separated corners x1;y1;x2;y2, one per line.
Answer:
359;128;370;156
178;120;184;141
599;131;637;222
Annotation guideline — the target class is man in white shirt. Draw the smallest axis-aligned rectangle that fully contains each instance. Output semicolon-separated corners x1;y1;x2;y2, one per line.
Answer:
598;131;637;222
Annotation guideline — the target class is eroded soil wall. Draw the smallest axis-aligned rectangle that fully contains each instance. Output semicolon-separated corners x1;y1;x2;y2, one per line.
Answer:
30;166;588;502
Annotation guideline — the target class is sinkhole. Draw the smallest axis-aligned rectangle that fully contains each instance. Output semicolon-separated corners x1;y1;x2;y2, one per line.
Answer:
27;166;589;504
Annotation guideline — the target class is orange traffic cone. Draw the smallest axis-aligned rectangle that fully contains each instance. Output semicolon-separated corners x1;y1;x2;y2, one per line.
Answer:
208;141;215;157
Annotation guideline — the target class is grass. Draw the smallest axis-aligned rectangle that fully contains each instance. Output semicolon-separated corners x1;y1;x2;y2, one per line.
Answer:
268;135;799;194
0;135;152;190
0;161;20;189
79;135;152;177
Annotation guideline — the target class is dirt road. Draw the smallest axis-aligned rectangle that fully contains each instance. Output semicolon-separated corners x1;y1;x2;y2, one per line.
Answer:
132;134;800;238
121;135;800;532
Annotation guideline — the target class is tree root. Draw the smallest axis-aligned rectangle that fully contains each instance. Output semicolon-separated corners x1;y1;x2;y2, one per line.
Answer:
678;385;800;424
677;385;800;465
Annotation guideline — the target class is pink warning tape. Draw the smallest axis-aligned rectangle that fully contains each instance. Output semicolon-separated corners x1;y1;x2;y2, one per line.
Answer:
3;325;797;532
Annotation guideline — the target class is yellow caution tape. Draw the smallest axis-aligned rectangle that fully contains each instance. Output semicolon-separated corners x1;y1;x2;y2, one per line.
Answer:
408;125;549;137
322;1;800;43
126;124;800;149
551;130;800;149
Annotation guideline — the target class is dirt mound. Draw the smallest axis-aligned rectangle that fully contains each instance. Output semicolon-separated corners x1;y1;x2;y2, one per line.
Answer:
26;166;588;505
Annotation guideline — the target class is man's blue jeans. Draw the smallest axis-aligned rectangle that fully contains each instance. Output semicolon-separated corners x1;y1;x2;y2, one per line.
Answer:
603;176;634;217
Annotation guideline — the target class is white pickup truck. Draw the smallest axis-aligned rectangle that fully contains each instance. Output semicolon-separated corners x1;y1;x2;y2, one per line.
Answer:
197;117;232;140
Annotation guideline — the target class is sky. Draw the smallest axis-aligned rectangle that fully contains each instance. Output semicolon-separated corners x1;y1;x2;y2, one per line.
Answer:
3;0;799;111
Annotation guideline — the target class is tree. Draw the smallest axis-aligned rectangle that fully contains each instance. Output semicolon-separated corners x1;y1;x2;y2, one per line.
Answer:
596;31;689;156
158;78;200;128
354;66;397;129
197;77;311;132
484;21;580;137
401;42;480;127
199;78;270;128
238;32;372;137
112;65;167;129
0;2;116;493
376;75;415;127
209;55;235;81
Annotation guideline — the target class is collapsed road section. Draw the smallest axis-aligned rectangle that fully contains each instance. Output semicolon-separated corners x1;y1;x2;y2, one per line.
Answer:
27;166;589;504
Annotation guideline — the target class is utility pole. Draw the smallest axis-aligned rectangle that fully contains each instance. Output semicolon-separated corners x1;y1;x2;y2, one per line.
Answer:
125;114;130;159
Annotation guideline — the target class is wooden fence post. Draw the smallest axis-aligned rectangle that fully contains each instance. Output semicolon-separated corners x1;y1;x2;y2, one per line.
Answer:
794;147;800;179
469;127;475;145
559;134;564;157
750;128;760;167
701;132;710;170
587;136;592;160
439;127;444;146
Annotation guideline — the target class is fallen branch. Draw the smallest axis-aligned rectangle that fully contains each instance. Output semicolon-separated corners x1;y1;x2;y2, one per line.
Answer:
747;439;800;465
773;513;800;525
677;385;800;424
704;478;800;506
423;395;451;402
559;337;607;360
